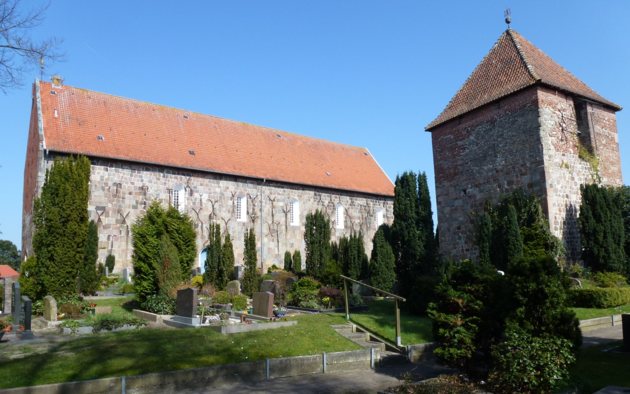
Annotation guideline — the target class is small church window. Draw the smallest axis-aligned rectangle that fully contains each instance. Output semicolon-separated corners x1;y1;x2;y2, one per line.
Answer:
237;195;247;222
173;185;186;214
290;199;299;226
336;204;344;229
375;208;383;228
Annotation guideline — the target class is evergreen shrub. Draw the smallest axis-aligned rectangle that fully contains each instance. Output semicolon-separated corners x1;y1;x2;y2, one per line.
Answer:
214;291;231;304
593;272;628;288
569;287;630;308
105;254;115;273
120;284;135;294
283;251;292;272
231;295;248;311
142;294;176;315
191;275;203;288
348;294;363;307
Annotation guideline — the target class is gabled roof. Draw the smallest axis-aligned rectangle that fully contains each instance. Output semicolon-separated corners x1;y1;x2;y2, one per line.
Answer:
426;29;622;131
0;265;19;279
38;81;394;196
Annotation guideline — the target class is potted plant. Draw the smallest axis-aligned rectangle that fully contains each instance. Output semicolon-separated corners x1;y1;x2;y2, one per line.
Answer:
273;307;287;317
87;303;97;315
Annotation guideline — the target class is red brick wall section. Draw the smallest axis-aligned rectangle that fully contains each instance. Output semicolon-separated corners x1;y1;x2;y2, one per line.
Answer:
430;86;547;262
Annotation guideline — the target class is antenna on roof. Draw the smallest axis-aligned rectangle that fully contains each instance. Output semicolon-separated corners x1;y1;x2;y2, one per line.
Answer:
504;8;512;29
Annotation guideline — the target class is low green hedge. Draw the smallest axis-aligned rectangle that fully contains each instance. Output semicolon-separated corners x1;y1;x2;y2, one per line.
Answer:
569;287;630;308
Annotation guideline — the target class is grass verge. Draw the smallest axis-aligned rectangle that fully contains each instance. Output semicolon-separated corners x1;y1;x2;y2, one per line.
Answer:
345;300;433;345
571;303;630;320
0;313;359;389
90;296;137;315
564;341;630;393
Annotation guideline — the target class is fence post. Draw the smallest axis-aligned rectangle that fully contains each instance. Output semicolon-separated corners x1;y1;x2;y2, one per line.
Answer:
395;299;401;347
121;376;125;394
370;348;374;369
266;359;270;379
323;352;327;374
344;279;349;320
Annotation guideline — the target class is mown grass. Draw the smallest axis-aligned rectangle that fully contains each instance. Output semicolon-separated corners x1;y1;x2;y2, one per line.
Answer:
565;341;630;393
89;296;137;315
0;313;360;389
571;303;630;320
344;300;433;345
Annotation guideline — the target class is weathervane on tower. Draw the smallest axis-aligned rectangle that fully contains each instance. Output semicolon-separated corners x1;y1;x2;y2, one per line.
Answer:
504;8;512;29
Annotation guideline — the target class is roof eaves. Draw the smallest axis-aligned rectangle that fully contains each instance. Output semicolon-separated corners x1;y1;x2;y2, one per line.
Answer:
537;81;623;111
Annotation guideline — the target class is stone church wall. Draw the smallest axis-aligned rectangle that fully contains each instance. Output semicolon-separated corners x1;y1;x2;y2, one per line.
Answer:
31;155;393;274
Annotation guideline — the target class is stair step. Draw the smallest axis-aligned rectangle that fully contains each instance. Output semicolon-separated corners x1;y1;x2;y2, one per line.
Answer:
355;341;385;350
333;327;353;335
330;324;352;330
343;332;368;341
379;352;408;367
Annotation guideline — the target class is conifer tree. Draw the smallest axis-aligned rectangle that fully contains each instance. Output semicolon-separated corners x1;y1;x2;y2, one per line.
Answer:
32;155;91;299
105;254;115;273
203;223;221;286
293;250;302;272
284;250;293;272
304;210;331;278
80;220;100;295
370;225;396;293
417;172;437;271
242;228;259;296
477;213;493;266
503;206;523;270
218;233;235;289
579;184;626;273
155;235;182;296
345;232;368;280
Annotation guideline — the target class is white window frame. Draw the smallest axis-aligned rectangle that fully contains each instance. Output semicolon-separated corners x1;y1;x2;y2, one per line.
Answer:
173;185;186;214
375;208;384;228
236;195;247;222
336;204;345;229
290;199;300;226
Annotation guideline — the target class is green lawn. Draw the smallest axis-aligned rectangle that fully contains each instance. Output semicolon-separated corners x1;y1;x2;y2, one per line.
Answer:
0;313;360;389
565;341;630;393
344;300;433;345
90;296;137;315
571;303;630;320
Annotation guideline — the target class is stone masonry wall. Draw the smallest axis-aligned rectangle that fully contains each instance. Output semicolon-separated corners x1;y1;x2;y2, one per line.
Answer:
30;155;393;274
431;86;546;262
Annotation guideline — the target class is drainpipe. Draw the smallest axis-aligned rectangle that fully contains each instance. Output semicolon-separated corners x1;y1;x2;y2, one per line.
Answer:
260;179;266;272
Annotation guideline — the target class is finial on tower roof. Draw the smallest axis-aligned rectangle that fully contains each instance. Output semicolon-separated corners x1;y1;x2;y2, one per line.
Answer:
504;8;512;29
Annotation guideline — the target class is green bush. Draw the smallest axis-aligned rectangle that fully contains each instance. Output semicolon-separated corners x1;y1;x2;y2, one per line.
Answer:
191;275;203;289
569;287;630;308
142;294;176;315
593;272;628;288
490;332;575;394
91;314;147;332
120;284;135;294
348;294;363;307
231;294;248;311
214;291;231;304
105;254;115;273
288;277;320;307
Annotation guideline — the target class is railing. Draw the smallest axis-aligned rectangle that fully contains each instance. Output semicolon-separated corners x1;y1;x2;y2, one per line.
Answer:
340;274;406;346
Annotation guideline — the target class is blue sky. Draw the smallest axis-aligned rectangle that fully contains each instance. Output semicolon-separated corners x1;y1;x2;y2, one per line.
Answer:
1;0;629;249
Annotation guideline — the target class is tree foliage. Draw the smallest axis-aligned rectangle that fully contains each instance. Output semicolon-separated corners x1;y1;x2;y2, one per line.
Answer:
0;239;20;271
154;235;182;297
105;254;115;273
32;155;90;299
304;210;331;278
241;228;258;296
218;233;235;289
79;220;100;295
369;225;396;293
579;184;626;274
292;250;302;272
283;250;292;272
476;213;492;267
18;255;37;299
203;223;221;286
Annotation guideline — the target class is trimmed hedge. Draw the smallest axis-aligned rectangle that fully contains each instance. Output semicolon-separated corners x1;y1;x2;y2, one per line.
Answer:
569;287;630;308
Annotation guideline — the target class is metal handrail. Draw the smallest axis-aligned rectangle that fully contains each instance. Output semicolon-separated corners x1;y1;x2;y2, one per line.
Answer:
339;275;406;301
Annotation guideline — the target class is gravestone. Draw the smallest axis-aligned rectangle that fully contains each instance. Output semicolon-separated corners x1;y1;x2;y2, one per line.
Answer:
260;280;281;298
95;306;112;315
234;265;243;280
12;282;21;331
3;277;12;314
285;277;298;291
104;266;109;277
176;287;197;318
226;280;241;298
18;296;34;340
122;268;130;283
623;314;630;351
252;292;274;318
43;296;57;322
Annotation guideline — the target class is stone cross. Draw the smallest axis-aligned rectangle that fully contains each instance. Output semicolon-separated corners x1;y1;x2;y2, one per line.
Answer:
226;280;241;298
3;277;12;314
43;295;57;322
252;292;274;318
11;281;21;331
176;287;198;318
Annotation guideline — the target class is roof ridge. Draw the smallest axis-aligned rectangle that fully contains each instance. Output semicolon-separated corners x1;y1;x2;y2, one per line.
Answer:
39;81;369;152
506;29;540;82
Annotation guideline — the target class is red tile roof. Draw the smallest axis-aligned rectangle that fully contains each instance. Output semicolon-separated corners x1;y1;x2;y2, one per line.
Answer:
38;82;394;196
0;265;19;279
426;29;622;130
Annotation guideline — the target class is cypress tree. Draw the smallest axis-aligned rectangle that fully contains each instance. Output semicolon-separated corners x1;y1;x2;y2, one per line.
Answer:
165;205;197;279
284;250;293;272
80;220;100;295
304;210;331;278
370;225;396;293
579;184;626;273
203;223;221;286
242;228;259;296
345;232;368;280
293;250;302;272
417;172;437;272
32;155;91;299
477;213;492;266
105;254;115;273
155;235;182;296
218;233;235;289
504;206;523;270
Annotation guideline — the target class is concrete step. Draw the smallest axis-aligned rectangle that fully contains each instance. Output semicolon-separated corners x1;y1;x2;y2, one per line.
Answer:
331;325;353;335
355;341;386;351
378;351;408;367
343;332;368;341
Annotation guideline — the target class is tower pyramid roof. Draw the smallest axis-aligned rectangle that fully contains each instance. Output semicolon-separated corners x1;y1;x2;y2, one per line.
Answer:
426;29;621;130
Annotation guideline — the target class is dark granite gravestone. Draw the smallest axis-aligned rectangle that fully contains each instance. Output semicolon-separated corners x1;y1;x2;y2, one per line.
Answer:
234;265;243;280
12;282;21;331
226;280;241;298
285;277;298;291
252;292;274;318
18;296;34;340
623;314;630;351
3;277;12;314
177;287;198;318
261;280;281;294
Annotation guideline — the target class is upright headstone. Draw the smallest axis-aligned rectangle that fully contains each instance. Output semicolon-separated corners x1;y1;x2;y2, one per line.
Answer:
176;287;198;318
122;268;130;283
3;277;12;314
234;265;243;280
19;296;34;340
285;277;298;291
226;280;241;298
252;292;274;318
11;282;21;331
43;296;58;322
261;280;281;298
104;266;109;277
623;314;630;351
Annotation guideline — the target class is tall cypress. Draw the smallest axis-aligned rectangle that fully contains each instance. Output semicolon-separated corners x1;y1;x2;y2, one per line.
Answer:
80;220;100;295
477;213;493;266
345;232;368;280
242;228;259;296
32;155;91;299
417;172;437;272
369;225;396;293
504;206;523;270
218;233;235;289
203;223;221;286
293;250;302;272
304;210;331;278
283;250;293;272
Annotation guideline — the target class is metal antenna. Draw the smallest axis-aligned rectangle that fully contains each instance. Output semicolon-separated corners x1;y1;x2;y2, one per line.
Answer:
504;8;512;29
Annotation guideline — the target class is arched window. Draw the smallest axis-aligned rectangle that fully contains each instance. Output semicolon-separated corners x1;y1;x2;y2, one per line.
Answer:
375;208;384;228
236;195;247;222
290;199;300;226
336;204;345;229
173;185;186;213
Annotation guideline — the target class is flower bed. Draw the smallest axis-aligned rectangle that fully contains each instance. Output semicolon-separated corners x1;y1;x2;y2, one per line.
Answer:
58;314;147;335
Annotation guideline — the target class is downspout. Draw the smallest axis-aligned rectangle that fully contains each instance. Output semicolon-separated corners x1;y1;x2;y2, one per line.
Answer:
260;179;266;272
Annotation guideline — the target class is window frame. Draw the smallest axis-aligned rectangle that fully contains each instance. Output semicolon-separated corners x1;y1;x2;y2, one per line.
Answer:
336;203;345;229
375;207;384;228
236;195;247;222
290;199;300;226
173;185;186;214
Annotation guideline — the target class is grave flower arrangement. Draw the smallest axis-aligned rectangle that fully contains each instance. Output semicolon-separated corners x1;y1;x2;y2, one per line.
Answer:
87;303;97;314
0;318;9;331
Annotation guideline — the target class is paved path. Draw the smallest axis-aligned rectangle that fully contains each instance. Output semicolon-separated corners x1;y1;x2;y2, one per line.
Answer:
186;362;453;394
582;325;623;348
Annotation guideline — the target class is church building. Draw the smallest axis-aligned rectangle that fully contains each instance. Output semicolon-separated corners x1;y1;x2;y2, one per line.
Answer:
22;79;395;273
426;28;623;262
